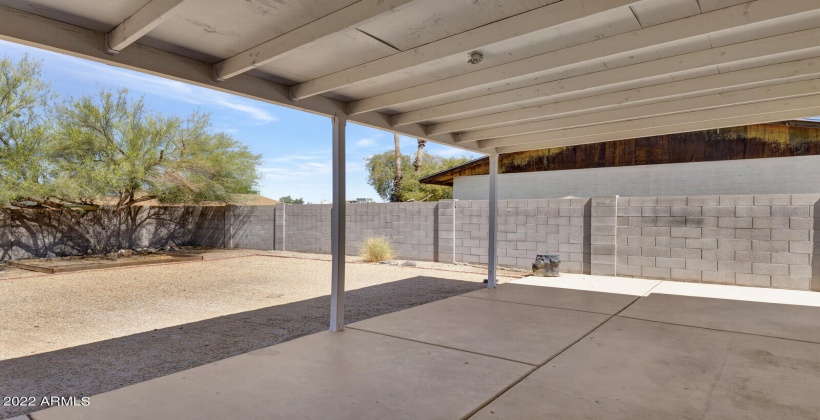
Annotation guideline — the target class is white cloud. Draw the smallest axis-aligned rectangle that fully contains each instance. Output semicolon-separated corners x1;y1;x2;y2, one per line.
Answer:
36;46;278;124
355;137;377;147
266;151;329;163
207;94;278;124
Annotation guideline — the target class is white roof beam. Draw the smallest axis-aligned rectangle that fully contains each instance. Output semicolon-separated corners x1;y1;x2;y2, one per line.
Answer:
351;0;817;115
289;0;637;100
433;51;820;135
480;91;820;152
396;27;820;127
456;56;820;142
105;0;187;54
212;0;414;82
494;98;820;154
0;5;479;155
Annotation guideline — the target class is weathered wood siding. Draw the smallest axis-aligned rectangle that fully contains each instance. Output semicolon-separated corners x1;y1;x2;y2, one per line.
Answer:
422;123;820;186
501;123;820;174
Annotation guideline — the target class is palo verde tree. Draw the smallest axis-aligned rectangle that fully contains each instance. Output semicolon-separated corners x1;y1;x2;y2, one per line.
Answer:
0;54;52;204
47;89;261;208
0;56;262;253
365;150;469;202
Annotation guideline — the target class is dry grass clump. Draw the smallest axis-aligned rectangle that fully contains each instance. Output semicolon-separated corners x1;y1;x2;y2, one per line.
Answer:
359;236;396;262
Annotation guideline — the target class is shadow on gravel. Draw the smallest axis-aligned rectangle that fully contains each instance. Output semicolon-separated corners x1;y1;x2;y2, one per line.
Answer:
0;276;483;418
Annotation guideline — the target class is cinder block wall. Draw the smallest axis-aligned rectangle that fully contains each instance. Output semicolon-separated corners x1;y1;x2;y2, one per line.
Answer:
346;202;437;260
240;194;818;291
4;196;816;290
453;199;591;274
278;203;438;258
229;206;275;250
0;205;228;260
615;194;819;290
284;204;331;253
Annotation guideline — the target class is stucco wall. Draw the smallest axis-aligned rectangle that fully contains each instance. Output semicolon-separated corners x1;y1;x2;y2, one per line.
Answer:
452;155;820;200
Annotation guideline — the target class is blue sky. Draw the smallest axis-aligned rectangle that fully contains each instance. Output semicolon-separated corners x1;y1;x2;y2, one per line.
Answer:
0;39;480;203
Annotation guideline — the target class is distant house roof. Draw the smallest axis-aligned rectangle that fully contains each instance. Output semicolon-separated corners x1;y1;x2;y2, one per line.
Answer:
420;120;820;187
133;194;280;207
419;158;488;187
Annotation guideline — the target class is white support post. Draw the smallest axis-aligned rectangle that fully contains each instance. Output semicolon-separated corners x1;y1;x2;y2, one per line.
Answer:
330;115;347;331
487;153;499;288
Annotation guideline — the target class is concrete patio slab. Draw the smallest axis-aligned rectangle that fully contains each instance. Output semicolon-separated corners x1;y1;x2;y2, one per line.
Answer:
511;274;661;296
462;283;638;315
649;281;820;307
348;296;609;365
621;293;820;343
473;316;820;420
31;329;532;420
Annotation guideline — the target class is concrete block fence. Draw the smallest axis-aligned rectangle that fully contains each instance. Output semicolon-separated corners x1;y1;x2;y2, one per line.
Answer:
4;195;815;291
614;195;820;290
0;206;227;261
224;194;819;291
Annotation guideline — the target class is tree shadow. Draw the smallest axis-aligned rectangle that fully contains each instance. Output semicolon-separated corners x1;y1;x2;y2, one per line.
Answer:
0;275;483;418
0;206;233;261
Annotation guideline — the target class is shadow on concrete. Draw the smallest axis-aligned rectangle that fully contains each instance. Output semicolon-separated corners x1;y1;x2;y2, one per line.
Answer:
0;275;483;418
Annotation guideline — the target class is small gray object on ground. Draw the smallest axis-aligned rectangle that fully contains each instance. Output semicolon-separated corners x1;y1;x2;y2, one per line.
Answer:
532;254;560;277
401;261;417;267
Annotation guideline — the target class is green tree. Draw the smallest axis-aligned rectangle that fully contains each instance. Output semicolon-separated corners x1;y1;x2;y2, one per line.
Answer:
366;150;468;202
0;57;262;252
46;89;261;208
0;54;52;204
279;195;304;204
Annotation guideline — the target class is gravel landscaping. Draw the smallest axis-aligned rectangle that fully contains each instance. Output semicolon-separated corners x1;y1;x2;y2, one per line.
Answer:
0;250;521;419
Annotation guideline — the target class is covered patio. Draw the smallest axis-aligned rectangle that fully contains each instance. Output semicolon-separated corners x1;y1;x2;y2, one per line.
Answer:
26;275;820;419
2;0;820;418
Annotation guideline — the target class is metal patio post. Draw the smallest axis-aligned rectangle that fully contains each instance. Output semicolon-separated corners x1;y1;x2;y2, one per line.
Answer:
330;115;347;331
487;153;499;288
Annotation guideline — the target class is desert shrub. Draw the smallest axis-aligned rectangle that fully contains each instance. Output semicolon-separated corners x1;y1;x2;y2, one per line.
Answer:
359;236;396;262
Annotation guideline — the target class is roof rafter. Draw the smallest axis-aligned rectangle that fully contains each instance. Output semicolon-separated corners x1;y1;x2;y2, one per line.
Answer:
106;0;187;54
212;0;414;82
350;0;818;116
0;5;478;155
428;43;820;134
394;26;820;127
456;57;820;142
483;93;820;152
289;0;637;100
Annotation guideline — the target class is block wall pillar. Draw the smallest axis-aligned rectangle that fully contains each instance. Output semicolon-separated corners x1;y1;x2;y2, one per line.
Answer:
590;196;618;276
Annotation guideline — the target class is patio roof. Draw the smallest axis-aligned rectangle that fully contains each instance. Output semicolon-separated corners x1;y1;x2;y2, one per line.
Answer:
2;0;820;330
1;0;820;154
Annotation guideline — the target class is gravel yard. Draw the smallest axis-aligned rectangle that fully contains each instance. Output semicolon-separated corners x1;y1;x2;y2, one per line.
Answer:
0;250;521;419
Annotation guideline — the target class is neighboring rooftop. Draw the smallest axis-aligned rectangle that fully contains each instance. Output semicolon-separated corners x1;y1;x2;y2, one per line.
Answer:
131;194;280;207
421;120;820;186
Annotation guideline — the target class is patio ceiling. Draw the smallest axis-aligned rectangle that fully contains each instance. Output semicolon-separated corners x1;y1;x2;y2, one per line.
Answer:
1;0;819;155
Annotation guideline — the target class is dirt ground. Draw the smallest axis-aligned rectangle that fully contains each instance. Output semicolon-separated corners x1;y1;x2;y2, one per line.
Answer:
0;250;522;419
